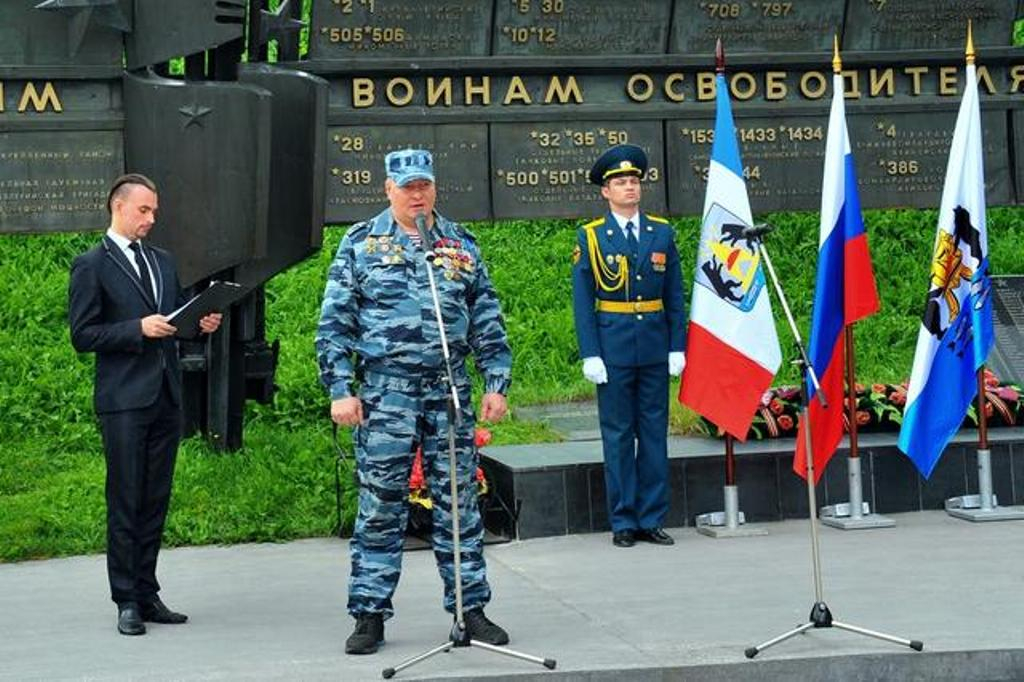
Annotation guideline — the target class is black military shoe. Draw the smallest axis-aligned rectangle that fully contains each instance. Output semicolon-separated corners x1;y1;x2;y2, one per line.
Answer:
140;597;188;624
117;603;146;636
346;613;385;655
463;608;510;646
635;528;675;545
612;529;635;547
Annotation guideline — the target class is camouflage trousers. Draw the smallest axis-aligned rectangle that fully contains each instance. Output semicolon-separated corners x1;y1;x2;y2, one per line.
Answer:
348;369;491;619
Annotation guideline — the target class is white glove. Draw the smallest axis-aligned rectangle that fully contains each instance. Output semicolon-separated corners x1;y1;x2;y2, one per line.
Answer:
668;352;686;377
582;356;608;384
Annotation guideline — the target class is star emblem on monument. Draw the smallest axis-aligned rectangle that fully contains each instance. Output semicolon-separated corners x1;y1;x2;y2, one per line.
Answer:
258;0;307;48
35;0;130;58
178;102;213;129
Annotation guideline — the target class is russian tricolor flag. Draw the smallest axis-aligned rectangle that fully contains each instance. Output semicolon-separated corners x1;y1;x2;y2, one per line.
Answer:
793;65;880;482
679;65;781;440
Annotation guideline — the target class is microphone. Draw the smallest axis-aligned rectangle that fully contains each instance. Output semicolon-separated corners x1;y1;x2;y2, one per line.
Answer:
414;212;433;254
742;222;776;240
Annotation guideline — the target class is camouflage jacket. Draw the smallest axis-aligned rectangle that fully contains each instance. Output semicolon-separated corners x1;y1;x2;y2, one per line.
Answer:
316;208;512;399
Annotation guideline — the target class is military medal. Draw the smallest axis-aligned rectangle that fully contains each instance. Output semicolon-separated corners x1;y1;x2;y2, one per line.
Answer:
651;251;666;272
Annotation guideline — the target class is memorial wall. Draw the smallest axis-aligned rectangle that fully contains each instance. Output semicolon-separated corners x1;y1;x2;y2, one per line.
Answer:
301;0;1024;221
2;0;1023;232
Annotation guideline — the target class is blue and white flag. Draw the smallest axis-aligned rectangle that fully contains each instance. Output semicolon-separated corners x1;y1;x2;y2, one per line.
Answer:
898;52;994;478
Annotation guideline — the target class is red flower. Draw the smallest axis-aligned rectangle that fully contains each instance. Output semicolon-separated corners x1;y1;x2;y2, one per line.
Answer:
871;383;886;395
474;427;492;447
996;386;1019;402
890;392;906;407
984;403;994;417
854;383;866;395
476;467;485;483
769;398;784;415
856;410;871;425
984;369;998;387
777;414;794;430
409;447;425;490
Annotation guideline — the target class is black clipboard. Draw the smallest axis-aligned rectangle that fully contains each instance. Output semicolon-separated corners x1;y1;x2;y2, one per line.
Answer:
168;281;247;339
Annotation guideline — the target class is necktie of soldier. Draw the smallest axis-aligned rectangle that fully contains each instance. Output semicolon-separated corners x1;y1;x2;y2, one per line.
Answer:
625;220;638;257
129;242;155;301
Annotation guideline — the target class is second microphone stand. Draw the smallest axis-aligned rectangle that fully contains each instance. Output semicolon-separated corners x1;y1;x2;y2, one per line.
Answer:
382;216;556;679
743;229;923;659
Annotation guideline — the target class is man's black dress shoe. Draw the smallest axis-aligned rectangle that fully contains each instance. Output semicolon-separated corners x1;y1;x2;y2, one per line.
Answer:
140;598;188;624
117;603;146;636
635;528;675;545
612;530;635;547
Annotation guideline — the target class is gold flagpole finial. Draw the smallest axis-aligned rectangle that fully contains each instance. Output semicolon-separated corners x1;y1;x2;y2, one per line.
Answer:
966;19;976;65
832;34;842;74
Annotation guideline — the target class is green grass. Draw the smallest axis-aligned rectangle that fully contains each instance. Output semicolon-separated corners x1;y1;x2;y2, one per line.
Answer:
3;207;1024;561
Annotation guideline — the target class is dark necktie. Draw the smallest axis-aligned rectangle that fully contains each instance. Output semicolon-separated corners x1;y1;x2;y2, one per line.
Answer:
625;220;638;257
128;242;155;301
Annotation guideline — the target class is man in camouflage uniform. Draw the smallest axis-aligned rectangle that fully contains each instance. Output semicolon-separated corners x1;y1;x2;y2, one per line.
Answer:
316;149;513;655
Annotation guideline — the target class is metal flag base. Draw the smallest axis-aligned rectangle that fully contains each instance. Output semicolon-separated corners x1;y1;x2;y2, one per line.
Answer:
945;449;1024;522
382;623;557;679
696;485;768;538
946;495;1024;522
819;456;895;530
745;602;924;659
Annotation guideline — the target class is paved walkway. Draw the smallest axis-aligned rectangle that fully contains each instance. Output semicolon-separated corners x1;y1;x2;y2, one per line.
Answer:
1;511;1022;681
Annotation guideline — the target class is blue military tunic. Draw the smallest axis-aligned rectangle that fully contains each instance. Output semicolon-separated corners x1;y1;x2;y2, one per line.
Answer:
316;207;511;618
572;211;686;532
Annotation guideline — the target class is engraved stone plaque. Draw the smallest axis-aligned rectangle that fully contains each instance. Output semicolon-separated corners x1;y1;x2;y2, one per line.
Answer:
490;121;666;219
0;2;125;67
325;124;490;223
666;113;830;215
1014;109;1024;206
493;0;672;55
668;108;1012;215
309;0;493;58
0;130;122;233
988;276;1024;386
844;0;1017;51
670;0;845;55
848;109;1011;209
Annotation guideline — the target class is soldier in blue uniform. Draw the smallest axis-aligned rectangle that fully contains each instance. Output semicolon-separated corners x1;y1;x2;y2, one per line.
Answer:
316;149;513;655
572;144;687;548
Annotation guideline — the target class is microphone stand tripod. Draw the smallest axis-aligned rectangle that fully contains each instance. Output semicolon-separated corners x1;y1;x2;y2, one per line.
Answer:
382;216;556;679
743;228;923;659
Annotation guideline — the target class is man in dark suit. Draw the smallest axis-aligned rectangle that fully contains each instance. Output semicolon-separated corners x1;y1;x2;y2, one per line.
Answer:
571;145;687;548
69;174;221;636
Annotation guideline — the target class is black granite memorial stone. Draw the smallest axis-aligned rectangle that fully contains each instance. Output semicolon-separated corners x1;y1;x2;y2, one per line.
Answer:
0;1;126;69
848;107;1012;209
235;65;328;289
492;0;671;56
125;0;246;70
670;0;844;55
843;0;1019;51
308;0;492;59
988;276;1024;387
666;112;830;215
124;71;272;287
489;120;667;219
668;106;1012;215
325;123;490;222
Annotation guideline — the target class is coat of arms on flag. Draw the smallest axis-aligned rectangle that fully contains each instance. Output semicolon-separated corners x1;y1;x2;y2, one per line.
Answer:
694;204;765;313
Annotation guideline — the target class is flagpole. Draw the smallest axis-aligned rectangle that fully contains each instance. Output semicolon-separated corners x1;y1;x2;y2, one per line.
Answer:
820;326;895;529
694;39;767;540
946;366;1024;520
745;34;921;660
696;433;767;537
941;22;1024;523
